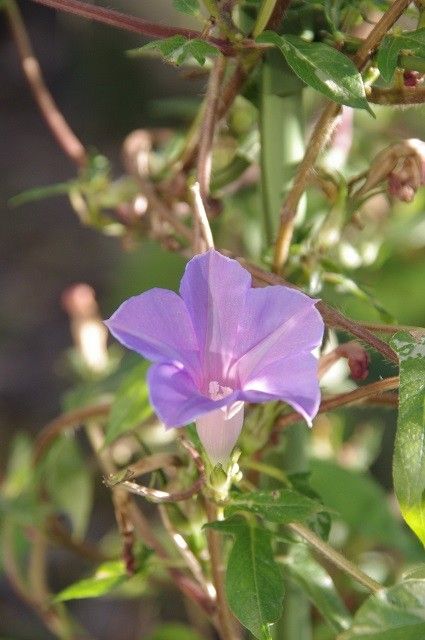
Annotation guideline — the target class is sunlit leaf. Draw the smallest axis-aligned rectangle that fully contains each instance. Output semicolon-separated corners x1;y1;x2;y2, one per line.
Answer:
258;32;372;112
391;332;425;545
54;561;126;602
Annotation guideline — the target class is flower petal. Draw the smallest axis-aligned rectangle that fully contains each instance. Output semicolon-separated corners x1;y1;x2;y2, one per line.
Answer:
240;353;321;425
148;362;241;427
234;286;324;384
196;402;245;463
105;288;199;372
179;250;251;385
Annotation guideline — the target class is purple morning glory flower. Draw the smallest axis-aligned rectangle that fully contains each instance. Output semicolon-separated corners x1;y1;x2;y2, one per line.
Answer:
105;250;324;463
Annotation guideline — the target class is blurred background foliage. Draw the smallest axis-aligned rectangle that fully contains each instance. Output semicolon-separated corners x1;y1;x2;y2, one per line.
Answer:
1;1;425;639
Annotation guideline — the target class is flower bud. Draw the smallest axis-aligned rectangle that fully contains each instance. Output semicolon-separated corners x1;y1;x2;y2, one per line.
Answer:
356;138;425;204
403;70;424;87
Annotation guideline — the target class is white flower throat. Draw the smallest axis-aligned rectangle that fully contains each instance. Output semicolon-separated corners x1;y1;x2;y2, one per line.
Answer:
196;381;244;464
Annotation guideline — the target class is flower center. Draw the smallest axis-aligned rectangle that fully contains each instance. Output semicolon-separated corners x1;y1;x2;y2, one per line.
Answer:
208;380;233;401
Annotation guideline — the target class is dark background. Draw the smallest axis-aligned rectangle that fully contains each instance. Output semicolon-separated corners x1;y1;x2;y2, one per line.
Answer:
0;3;202;638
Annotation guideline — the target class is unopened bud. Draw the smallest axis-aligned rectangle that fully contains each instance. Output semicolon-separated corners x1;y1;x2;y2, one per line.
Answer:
403;70;424;87
339;341;370;381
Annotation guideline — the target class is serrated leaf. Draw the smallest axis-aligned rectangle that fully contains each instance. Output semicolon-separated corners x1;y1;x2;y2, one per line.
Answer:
224;488;324;524
104;361;152;445
173;0;200;15
391;332;425;545
338;580;425;639
377;29;425;83
42;436;93;538
207;516;284;639
283;544;352;632
258;32;372;112
183;39;219;65
128;35;186;61
128;36;218;67
54;561;126;602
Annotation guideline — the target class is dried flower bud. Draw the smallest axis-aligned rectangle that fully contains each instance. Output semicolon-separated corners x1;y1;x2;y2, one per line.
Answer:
62;283;108;373
356;138;425;203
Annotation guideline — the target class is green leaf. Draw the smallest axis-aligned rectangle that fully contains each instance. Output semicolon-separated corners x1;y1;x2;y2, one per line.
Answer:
376;35;403;83
207;516;284;639
173;0;200;15
258;32;372;112
42;436;93;538
310;459;419;557
9;181;72;207
225;488;324;524
282;544;352;632
391;332;425;545
54;561;126;602
104;361;152;445
377;29;425;83
3;433;33;498
184;39;219;65
338;580;425;639
128;36;218;67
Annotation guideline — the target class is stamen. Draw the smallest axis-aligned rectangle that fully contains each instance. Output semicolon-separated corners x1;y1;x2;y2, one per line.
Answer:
208;380;232;400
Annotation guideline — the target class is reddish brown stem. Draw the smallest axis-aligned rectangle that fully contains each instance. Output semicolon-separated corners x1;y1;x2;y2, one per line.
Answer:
28;0;236;54
6;0;88;167
274;376;400;431
197;55;227;199
33;401;111;465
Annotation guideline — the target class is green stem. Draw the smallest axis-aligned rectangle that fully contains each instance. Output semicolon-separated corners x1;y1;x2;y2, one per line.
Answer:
288;522;382;593
260;50;305;242
252;0;278;38
259;50;311;635
242;459;290;485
